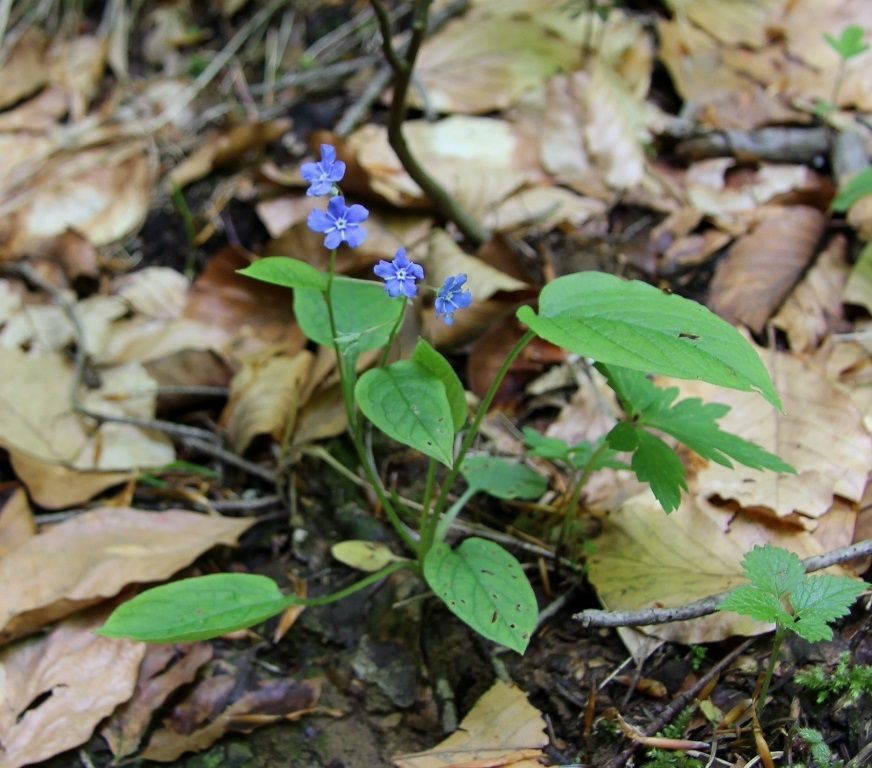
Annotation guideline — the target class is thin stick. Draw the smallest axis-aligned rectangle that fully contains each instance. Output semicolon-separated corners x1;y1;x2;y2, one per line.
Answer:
575;539;872;628
606;637;756;768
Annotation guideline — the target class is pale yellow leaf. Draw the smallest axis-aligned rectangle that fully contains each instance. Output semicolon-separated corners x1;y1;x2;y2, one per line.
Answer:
393;680;547;768
331;541;404;573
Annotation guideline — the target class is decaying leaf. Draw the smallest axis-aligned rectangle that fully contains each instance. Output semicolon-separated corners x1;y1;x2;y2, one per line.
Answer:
587;492;848;644
0;609;145;768
708;206;826;334
0;507;255;642
0;488;37;557
668;345;872;519
102;642;214;759
772;236;851;351
393;680;547;768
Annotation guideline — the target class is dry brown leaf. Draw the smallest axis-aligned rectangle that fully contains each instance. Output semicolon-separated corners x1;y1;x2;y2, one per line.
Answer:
708;206;826;334
0;86;68;132
114;267;190;320
823;341;872;433
9;454;132;510
102;643;214;759
0;488;36;557
393;680;547;768
0;29;49;110
0;141;157;258
0;609;145;768
222;350;314;453
772;236;851;351
168;119;291;189
668;345;872;518
347;117;542;218
142;676;321;762
587;492;846;644
46;35;108;119
667;0;783;48
0;507;255;642
843;243;872;313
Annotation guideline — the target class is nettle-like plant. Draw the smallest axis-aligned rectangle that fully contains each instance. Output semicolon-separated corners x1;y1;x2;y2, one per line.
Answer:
101;146;794;654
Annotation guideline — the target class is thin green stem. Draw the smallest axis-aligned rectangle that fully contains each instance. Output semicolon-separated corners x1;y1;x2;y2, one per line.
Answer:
377;297;407;368
286;561;415;607
757;625;786;716
429;330;536;540
555;440;610;560
433;486;476;544
323;249;418;555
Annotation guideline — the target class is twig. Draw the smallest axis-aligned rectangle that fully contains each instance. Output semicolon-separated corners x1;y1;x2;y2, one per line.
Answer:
211;494;282;512
335;0;467;136
183;438;276;485
369;0;489;246
606;637;756;768
575;539;872;628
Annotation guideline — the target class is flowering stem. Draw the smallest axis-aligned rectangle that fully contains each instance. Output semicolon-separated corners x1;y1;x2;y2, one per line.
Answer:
555;440;610;563
377;297;408;368
324;250;418;555
370;0;490;247
421;329;536;556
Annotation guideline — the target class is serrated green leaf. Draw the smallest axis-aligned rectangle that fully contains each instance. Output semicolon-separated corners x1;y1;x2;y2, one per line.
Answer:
600;365;794;474
718;584;793;627
833;167;872;212
824;25;869;60
412;339;467;431
294;277;402;352
741;544;806;597
568;438;629;471
423;537;537;653
461;456;547;500
238;256;327;291
356;360;455;466
97;574;290;643
790;574;867;643
628;428;687;513
517;273;781;407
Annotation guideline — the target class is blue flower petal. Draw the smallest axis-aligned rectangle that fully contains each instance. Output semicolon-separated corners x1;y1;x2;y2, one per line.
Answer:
307;209;333;233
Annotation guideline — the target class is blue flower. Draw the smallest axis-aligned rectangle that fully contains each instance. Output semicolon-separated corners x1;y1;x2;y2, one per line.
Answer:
307;196;369;249
301;144;346;196
435;274;472;325
373;248;425;298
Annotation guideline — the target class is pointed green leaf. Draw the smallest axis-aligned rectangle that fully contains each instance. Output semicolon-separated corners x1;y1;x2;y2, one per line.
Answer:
523;427;572;462
424;538;537;653
517;272;781;407
412;339;467;431
628;427;687;513
833;166;872;212
355;360;455;466
97;574;290;643
238;256;327;291
461;456;547;500
600;364;794;474
295;277;402;352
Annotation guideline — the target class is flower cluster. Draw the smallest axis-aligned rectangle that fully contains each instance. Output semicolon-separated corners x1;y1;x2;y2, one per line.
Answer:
303;144;471;325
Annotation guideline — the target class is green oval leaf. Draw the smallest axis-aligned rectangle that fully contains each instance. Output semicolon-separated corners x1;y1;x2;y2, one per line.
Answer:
295;278;402;352
424;537;537;654
355;360;455;466
517;272;781;408
461;456;546;500
238;256;327;291
96;574;290;643
412;338;467;431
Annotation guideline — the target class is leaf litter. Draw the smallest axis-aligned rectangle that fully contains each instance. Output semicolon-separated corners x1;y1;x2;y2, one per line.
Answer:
0;0;870;765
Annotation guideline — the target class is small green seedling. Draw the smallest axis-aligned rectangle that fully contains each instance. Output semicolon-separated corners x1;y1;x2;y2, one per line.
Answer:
816;25;869;117
832;168;872;213
795;650;872;706
718;545;868;713
796;726;843;768
641;706;702;768
688;644;707;672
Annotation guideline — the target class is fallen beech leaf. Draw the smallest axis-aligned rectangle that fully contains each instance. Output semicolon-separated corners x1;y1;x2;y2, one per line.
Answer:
587;492;843;643
0;141;157;257
668;346;872;518
772;236;850;352
221;349;314;453
102;642;214;759
393;680;547;768
9;453;131;510
46;34;107;119
348;117;542;218
483;187;606;232
0;507;255;642
0;609;145;768
0;29;49;110
168;119;291;189
708;206;826;334
843;242;872;313
0;85;68;133
142;676;321;761
667;0;782;48
114;266;190;319
0;488;36;556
